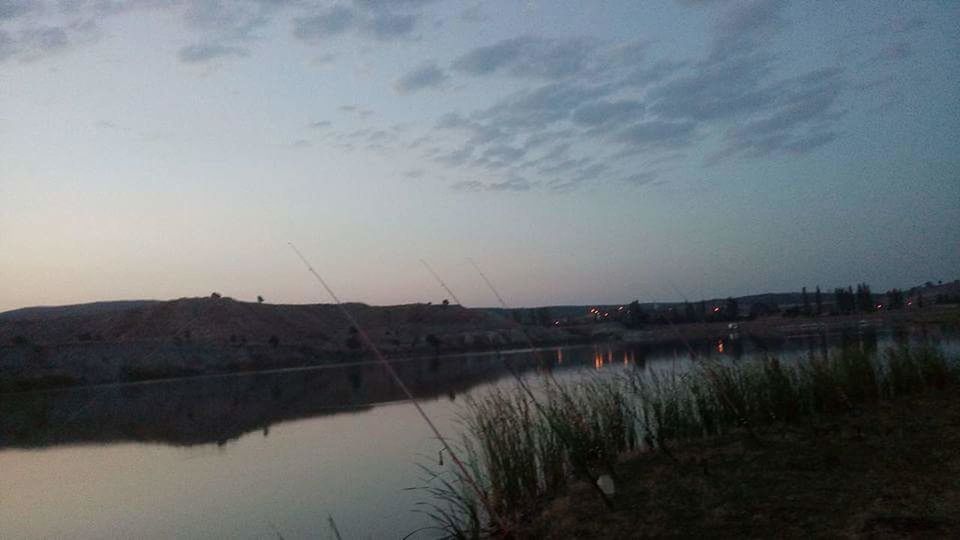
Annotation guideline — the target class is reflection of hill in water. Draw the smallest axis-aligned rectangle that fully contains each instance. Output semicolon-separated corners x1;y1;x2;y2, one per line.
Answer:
2;326;943;450
1;352;524;449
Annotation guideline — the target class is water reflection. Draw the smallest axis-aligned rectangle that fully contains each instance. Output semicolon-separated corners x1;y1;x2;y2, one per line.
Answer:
2;325;957;451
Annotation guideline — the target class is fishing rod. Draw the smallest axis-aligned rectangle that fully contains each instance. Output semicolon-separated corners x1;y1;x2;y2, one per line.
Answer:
420;259;464;307
288;243;506;535
424;258;615;509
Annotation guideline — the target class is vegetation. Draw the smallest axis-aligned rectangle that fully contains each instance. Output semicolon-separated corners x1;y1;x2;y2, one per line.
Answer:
417;344;960;537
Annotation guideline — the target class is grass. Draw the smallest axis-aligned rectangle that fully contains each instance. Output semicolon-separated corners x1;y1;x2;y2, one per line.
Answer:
415;343;960;537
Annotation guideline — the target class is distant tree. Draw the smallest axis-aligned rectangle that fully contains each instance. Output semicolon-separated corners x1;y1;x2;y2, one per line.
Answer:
802;287;810;316
815;286;822;315
211;292;222;299
627;300;647;328
257;295;264;304
887;289;904;310
834;286;855;314
917;294;924;308
724;297;739;320
442;299;450;306
683;301;696;323
856;283;874;312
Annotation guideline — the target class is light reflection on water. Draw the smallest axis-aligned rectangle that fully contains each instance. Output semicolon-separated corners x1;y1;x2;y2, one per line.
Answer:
1;326;957;539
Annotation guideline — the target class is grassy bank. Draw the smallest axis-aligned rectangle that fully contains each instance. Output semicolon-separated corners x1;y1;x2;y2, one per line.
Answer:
418;344;960;538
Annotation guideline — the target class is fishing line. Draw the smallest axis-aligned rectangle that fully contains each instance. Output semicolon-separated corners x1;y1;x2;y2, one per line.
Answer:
288;243;505;533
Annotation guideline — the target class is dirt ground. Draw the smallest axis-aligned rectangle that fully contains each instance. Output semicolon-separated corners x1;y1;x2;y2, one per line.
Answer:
526;389;960;539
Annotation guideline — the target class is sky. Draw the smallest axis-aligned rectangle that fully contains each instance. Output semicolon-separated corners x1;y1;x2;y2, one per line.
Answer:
1;0;958;311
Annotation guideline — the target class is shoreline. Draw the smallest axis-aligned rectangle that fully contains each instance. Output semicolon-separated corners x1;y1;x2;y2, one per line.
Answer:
2;306;957;394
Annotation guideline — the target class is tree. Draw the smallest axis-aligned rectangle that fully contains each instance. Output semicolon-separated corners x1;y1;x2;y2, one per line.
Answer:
856;283;874;312
627;300;647;328
257;295;264;304
834;286;856;314
815;286;822;315
442;298;450;306
210;292;222;299
723;297;739;321
802;287;810;316
887;288;904;310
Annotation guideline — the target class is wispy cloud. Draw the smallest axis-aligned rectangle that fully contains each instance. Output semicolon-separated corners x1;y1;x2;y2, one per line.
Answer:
453;36;596;79
293;6;356;41
178;43;249;63
395;62;447;93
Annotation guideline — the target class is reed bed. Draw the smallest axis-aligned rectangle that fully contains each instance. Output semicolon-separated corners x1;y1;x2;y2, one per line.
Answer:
416;344;959;537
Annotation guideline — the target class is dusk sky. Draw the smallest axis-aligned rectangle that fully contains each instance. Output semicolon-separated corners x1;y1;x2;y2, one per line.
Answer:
2;0;958;312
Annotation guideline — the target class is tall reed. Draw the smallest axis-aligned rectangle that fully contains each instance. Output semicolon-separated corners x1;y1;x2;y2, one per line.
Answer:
418;343;958;536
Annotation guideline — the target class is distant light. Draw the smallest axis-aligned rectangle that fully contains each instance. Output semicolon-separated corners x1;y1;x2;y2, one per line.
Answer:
713;307;721;313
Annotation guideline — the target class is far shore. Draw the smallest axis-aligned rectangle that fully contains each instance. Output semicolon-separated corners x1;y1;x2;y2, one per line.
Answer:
1;304;957;394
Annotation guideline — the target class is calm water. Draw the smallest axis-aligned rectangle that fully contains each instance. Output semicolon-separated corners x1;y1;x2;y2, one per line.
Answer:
2;325;958;539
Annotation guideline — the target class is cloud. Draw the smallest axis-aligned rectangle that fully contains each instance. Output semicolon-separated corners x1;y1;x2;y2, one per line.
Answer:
571;99;645;127
710;0;786;59
361;12;416;40
476;82;607;129
621;171;659;185
453;36;596;79
460;3;484;22
293;5;356;40
338;104;375;118
0;0;37;21
291;2;420;43
26;26;69;51
719;66;845;158
451;177;532;192
618;120;697;148
353;0;439;8
394;62;447;93
885;16;926;34
422;0;849;193
177;43;249;63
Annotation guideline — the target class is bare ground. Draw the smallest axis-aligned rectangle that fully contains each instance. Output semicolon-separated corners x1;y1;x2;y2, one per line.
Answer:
525;390;960;539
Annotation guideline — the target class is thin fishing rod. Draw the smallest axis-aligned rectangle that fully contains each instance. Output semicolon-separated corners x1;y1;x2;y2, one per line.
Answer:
419;259;463;307
467;258;509;309
456;258;615;509
288;243;505;533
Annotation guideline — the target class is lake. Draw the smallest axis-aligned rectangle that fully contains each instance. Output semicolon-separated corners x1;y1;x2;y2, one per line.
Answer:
2;324;958;539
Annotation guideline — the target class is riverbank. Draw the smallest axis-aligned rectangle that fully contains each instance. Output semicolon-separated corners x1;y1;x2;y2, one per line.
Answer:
425;343;960;538
526;390;960;538
1;298;956;393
